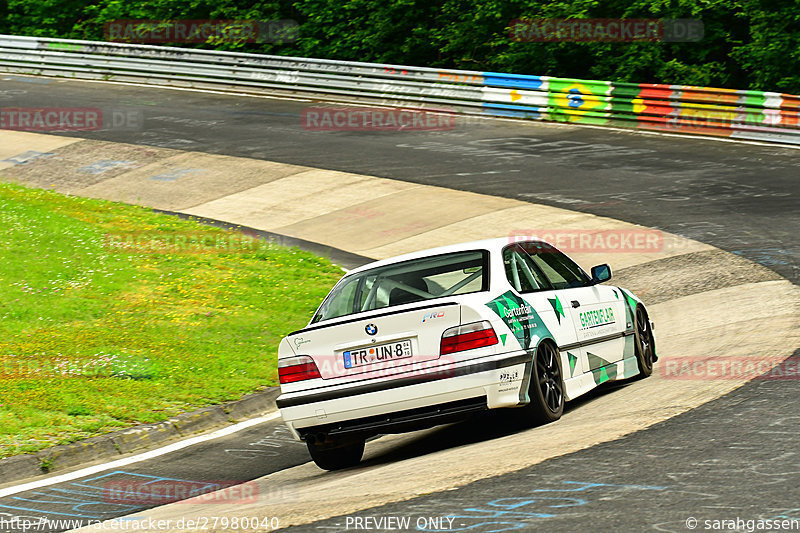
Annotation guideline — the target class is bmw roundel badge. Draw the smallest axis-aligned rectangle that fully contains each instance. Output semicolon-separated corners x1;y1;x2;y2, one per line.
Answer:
365;323;378;336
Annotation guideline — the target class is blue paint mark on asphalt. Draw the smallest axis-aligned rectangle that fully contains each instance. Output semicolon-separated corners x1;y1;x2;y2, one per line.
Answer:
0;503;102;520
416;481;667;532
2;76;52;84
531;481;667;492
149;168;204;181
732;248;793;266
0;470;212;520
1;151;54;166
487;497;586;509
77;160;135;174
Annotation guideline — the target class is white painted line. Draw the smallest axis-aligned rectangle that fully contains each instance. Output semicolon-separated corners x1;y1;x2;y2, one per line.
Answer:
0;411;282;498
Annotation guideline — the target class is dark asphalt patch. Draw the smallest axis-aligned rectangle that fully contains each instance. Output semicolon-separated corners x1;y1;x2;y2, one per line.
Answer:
0;419;309;533
612;249;784;305
293;355;800;532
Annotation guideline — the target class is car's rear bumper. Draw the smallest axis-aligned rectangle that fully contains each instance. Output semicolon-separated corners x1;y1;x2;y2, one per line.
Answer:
277;351;531;440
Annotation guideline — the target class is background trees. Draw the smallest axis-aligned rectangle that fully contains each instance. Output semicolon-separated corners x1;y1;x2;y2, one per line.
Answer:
3;0;798;93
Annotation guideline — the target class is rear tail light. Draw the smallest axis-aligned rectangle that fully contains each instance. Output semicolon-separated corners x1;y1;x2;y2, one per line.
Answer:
440;321;498;355
278;356;321;384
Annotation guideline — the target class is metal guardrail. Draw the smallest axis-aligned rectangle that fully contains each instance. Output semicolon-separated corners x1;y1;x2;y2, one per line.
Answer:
1;34;799;145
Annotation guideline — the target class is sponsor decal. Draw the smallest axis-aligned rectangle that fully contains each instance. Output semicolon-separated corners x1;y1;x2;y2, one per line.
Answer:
504;305;532;318
499;369;520;383
486;291;552;349
422;311;445;322
579;307;615;329
293;337;310;350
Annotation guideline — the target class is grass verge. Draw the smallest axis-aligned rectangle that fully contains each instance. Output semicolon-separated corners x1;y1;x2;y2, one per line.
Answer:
0;182;344;458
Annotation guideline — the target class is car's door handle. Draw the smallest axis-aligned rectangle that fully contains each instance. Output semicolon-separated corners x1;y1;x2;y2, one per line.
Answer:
571;300;580;308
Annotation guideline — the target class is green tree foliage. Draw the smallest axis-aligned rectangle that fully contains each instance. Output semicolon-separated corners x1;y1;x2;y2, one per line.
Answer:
0;0;8;34
728;0;800;93
2;0;798;93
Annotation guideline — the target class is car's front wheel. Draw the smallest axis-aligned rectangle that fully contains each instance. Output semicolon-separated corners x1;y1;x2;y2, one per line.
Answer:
523;341;565;424
306;436;365;471
634;305;655;378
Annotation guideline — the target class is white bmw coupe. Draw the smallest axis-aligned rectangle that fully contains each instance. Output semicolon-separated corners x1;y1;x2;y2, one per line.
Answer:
276;237;656;470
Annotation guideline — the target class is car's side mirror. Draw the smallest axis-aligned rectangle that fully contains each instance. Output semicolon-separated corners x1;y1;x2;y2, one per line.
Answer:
591;264;612;284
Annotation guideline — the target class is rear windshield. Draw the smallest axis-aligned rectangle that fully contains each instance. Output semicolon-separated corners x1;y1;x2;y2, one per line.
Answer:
311;250;488;323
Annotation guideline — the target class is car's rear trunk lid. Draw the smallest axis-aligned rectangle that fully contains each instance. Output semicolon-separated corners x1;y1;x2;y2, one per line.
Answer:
287;301;461;382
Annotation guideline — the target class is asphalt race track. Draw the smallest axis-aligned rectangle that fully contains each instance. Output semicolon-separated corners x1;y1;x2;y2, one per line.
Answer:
296;376;800;532
3;75;798;284
1;75;799;532
0;418;310;532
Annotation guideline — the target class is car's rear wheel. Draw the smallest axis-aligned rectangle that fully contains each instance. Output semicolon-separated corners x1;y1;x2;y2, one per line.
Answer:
634;305;655;378
523;341;564;424
306;436;365;471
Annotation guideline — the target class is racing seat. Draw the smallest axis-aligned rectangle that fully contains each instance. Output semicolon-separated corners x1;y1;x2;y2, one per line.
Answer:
388;276;429;306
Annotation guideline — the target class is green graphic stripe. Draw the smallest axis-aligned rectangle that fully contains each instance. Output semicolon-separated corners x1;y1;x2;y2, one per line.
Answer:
486;291;553;350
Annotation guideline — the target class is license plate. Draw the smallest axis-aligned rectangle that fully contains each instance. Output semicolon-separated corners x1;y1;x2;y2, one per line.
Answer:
343;340;412;369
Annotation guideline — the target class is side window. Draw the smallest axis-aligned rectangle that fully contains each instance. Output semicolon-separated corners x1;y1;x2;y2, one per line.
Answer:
320;277;359;318
502;245;550;293
522;242;590;289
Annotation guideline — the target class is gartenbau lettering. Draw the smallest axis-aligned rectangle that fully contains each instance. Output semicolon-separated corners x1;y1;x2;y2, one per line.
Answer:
580;307;615;328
